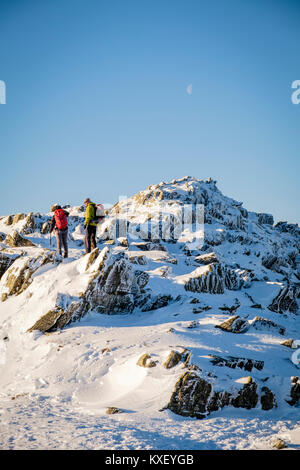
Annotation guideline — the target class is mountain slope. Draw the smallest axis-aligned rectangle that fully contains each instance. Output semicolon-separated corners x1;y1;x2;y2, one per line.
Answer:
0;176;299;449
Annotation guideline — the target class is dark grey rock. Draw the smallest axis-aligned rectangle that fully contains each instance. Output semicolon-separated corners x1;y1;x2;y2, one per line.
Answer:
209;355;264;372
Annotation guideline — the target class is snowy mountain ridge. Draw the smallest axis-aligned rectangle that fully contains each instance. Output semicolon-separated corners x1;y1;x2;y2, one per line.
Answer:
0;176;299;449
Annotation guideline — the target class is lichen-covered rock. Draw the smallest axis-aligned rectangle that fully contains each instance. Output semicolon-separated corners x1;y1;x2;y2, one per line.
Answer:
12;213;26;224
0;251;55;301
27;291;88;333
209;355;264;372
167;371;276;419
27;307;65;333
215;315;249;333
5;215;13;226
167;371;213;419
271;438;287;450
268;285;299;314
106;407;122;415
5;230;36;248
137;353;157;368
163;350;183;369
281;339;295;348
85;248;100;271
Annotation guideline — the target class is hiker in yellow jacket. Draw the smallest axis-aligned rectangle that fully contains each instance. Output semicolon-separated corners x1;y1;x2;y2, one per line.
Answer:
83;198;98;253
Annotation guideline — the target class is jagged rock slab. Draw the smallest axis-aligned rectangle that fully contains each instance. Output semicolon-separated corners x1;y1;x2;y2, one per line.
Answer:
5;230;36;248
166;372;273;419
268;285;299;314
215;315;249;333
209;355;264;372
0;251;55;301
0;252;20;280
184;263;251;295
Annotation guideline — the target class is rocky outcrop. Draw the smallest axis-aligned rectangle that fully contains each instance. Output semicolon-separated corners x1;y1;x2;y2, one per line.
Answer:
0;251;55;302
215;315;249;333
167;371;215;419
163;350;183;369
250;316;286;336
136;353;157;368
87;251;148;315
0;252;20;280
12;213;26;224
209;355;264;372
28;293;87;333
274;221;300;236
286;376;300;406
184;263;251;295
166;371;272;419
194;252;219;265
21;213;36;234
230;377;258;409
27;306;65;333
5;230;36;248
258;213;274;226
268;285;299;314
272;438;287;450
260;386;277;410
139;294;173;312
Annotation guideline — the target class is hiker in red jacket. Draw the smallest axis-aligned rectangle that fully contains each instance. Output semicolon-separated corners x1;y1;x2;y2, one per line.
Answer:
50;205;69;258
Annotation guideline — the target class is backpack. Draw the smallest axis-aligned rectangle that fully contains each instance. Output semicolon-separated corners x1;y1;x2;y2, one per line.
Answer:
54;209;68;230
93;204;105;223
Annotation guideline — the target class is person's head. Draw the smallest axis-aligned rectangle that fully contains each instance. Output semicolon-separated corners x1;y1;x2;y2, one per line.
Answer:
56;205;62;210
83;198;91;206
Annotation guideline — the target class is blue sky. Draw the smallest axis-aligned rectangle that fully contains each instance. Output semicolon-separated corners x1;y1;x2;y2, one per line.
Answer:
0;0;299;223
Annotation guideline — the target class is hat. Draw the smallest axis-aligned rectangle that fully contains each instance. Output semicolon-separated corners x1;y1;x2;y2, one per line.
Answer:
84;198;91;204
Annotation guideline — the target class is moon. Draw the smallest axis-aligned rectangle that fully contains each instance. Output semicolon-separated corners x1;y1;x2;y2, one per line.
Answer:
186;84;192;95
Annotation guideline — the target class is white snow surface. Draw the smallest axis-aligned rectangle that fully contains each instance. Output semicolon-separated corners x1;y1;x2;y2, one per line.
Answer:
0;177;299;450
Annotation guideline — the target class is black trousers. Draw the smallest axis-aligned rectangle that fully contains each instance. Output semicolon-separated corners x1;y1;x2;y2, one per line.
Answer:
85;225;97;253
